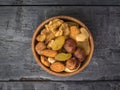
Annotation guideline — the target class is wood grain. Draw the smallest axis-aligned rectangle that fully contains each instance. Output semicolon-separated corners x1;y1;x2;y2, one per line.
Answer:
0;6;120;81
0;0;120;5
0;81;120;90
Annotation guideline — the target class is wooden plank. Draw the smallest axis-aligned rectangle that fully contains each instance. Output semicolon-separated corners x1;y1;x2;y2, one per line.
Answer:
0;0;120;5
0;81;120;90
0;6;120;81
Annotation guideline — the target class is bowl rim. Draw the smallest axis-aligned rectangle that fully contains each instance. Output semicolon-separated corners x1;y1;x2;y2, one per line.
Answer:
32;16;94;77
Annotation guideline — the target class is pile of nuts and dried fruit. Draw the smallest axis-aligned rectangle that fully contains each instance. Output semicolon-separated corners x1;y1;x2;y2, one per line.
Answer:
35;18;90;73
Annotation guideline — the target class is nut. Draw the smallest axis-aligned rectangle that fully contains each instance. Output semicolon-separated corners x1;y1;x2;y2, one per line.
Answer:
48;57;56;63
40;49;57;57
35;42;46;55
41;56;50;67
74;48;86;62
50;62;65;72
66;58;79;70
64;39;77;53
36;34;46;42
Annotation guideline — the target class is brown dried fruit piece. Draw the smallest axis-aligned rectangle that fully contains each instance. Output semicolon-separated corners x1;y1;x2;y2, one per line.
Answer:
41;56;50;67
74;48;86;62
50;62;65;72
40;50;57;57
66;58;79;70
35;42;46;55
70;26;80;40
64;39;77;53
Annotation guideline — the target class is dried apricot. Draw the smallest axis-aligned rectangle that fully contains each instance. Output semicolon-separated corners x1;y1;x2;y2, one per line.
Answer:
70;26;80;40
50;62;65;72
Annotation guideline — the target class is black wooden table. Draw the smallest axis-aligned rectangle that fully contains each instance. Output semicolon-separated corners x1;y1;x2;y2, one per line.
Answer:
0;0;120;90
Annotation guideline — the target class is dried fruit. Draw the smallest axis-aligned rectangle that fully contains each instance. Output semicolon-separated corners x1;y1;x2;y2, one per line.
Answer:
55;53;72;61
50;62;65;72
35;42;46;55
40;50;57;57
66;58;79;70
48;57;56;63
36;34;46;42
41;56;50;67
51;36;65;50
70;26;80;40
74;48;86;62
64;39;77;53
77;39;90;55
66;22;79;27
59;23;70;36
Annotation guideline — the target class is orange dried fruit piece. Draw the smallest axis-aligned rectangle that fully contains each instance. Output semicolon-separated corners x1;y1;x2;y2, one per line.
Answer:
35;42;46;55
41;56;50;67
55;53;72;61
36;34;46;42
51;36;65;50
70;26;80;40
40;50;57;57
50;62;65;72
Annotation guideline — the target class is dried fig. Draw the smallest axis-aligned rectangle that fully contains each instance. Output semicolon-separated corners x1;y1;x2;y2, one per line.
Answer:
64;39;77;53
35;42;46;55
50;62;65;72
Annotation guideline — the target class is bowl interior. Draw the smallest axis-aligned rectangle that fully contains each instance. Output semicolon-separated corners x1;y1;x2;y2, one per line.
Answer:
32;16;94;76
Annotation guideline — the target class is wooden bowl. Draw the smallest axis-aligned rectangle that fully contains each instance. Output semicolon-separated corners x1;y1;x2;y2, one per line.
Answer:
32;16;94;76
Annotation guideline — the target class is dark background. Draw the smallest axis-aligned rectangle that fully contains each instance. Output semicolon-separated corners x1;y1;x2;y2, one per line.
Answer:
0;0;120;90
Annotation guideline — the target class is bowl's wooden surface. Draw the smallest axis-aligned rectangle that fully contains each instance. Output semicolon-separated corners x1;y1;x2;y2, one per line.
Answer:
32;16;94;76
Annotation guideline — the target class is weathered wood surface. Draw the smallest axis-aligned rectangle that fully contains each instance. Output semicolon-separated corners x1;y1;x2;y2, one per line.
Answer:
0;81;120;90
0;6;120;81
0;0;120;5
